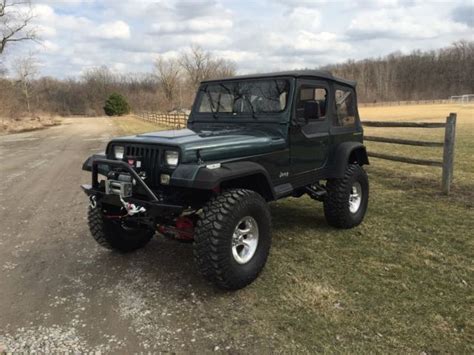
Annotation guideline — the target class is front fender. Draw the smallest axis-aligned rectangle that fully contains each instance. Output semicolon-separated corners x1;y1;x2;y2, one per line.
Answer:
170;161;275;197
82;153;109;175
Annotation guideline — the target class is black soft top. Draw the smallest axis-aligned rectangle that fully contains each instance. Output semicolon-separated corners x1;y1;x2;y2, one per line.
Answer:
201;70;356;87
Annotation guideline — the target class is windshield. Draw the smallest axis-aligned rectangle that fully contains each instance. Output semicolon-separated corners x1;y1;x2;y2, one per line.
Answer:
196;79;290;115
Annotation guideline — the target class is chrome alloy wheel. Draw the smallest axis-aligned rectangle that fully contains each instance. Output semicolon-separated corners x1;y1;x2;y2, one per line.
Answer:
349;182;362;213
231;216;259;264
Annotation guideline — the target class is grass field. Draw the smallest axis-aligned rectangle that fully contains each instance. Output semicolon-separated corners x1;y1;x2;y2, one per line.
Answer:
111;105;473;353
111;115;168;135
361;104;474;204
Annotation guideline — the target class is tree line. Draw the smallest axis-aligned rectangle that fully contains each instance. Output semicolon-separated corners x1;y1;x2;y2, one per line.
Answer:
323;40;474;103
2;41;472;119
0;45;236;118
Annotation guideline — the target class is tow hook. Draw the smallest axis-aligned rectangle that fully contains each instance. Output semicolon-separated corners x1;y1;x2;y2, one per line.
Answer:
119;196;146;216
89;195;97;208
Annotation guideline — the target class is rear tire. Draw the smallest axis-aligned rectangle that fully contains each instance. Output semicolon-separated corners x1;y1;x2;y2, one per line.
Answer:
324;164;369;229
194;189;272;290
87;205;154;253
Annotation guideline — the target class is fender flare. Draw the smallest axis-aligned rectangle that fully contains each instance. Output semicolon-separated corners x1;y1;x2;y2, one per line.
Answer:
171;161;275;199
82;153;109;174
329;142;369;178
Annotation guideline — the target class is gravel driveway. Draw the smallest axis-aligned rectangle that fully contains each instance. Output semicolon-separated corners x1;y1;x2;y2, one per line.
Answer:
0;118;282;353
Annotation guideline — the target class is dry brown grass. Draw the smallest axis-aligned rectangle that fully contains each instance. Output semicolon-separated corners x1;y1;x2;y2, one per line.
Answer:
111;115;168;135
0;115;62;135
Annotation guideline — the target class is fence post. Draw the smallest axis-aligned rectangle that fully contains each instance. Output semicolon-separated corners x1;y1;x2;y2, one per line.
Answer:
441;113;456;195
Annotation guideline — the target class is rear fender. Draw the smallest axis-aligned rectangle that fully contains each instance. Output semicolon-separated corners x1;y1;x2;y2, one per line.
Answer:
329;142;369;178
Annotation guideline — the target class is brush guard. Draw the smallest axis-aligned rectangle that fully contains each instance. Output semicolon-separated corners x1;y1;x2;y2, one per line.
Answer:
81;158;184;221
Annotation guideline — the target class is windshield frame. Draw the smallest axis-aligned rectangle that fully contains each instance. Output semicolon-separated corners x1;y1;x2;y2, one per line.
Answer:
191;77;295;123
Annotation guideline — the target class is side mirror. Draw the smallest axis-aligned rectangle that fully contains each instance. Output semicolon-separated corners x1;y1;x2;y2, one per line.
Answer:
303;101;320;122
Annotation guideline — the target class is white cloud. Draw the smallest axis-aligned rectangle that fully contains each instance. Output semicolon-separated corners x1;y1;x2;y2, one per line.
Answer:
268;30;351;56
348;7;470;40
151;18;233;34
274;0;329;8
288;8;321;31
3;0;469;78
31;4;55;18
96;21;131;40
41;40;60;53
36;24;57;38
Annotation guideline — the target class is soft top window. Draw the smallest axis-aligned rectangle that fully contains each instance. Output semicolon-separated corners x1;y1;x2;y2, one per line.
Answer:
296;86;328;120
334;87;356;127
196;79;290;115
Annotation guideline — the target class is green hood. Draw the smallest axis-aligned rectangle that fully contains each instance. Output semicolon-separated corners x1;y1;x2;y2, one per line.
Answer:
110;126;287;163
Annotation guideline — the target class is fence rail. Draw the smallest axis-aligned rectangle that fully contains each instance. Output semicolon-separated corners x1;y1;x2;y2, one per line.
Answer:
362;113;457;194
359;99;451;107
134;111;188;128
364;136;444;147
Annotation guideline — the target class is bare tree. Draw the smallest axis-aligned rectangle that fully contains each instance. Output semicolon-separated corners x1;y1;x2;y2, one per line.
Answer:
213;58;237;79
81;66;117;115
154;56;181;109
14;52;38;113
0;0;37;55
179;45;236;89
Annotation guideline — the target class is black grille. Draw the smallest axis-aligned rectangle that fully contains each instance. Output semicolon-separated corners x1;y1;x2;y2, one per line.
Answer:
124;145;161;186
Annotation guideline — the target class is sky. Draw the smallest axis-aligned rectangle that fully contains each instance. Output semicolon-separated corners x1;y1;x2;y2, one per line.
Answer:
3;0;474;78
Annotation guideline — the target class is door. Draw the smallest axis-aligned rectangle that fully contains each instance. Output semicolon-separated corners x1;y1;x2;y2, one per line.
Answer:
290;79;331;177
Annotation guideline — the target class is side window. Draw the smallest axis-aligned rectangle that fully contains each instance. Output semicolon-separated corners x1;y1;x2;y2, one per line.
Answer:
334;88;356;127
296;86;328;121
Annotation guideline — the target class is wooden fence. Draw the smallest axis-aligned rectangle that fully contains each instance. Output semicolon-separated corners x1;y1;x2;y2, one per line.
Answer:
363;113;457;194
134;111;188;128
359;99;451;107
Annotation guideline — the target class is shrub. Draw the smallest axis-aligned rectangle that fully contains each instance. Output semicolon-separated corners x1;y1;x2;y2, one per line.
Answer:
103;93;130;116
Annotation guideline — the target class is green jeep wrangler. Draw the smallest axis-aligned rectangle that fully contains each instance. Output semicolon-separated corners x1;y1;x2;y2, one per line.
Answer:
82;70;369;290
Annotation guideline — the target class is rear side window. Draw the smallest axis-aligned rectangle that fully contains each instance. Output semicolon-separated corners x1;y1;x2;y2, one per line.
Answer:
334;88;356;126
296;86;328;120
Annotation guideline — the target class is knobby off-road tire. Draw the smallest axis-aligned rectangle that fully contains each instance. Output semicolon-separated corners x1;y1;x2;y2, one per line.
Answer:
194;189;272;290
324;164;369;229
87;205;154;253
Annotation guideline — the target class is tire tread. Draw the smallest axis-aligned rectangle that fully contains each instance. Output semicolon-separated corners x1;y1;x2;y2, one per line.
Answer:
324;164;368;229
194;189;271;290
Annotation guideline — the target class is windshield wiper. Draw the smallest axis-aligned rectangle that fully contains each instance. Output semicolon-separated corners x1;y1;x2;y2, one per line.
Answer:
201;86;218;119
207;92;219;119
244;96;257;119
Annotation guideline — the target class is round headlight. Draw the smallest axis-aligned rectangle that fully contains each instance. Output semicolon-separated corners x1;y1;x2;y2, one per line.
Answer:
114;146;124;160
165;150;179;167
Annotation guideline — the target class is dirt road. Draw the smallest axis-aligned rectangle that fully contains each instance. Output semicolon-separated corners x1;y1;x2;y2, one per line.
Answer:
0;118;280;353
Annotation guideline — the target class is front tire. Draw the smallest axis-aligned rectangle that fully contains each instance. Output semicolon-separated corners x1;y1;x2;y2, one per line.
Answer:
194;189;272;290
87;205;154;253
323;164;369;229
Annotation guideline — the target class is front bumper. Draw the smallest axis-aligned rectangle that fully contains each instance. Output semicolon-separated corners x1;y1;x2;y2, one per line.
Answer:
81;157;184;218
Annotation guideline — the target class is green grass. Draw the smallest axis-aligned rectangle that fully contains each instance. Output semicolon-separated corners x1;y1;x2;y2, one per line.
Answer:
254;182;473;352
114;105;473;353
